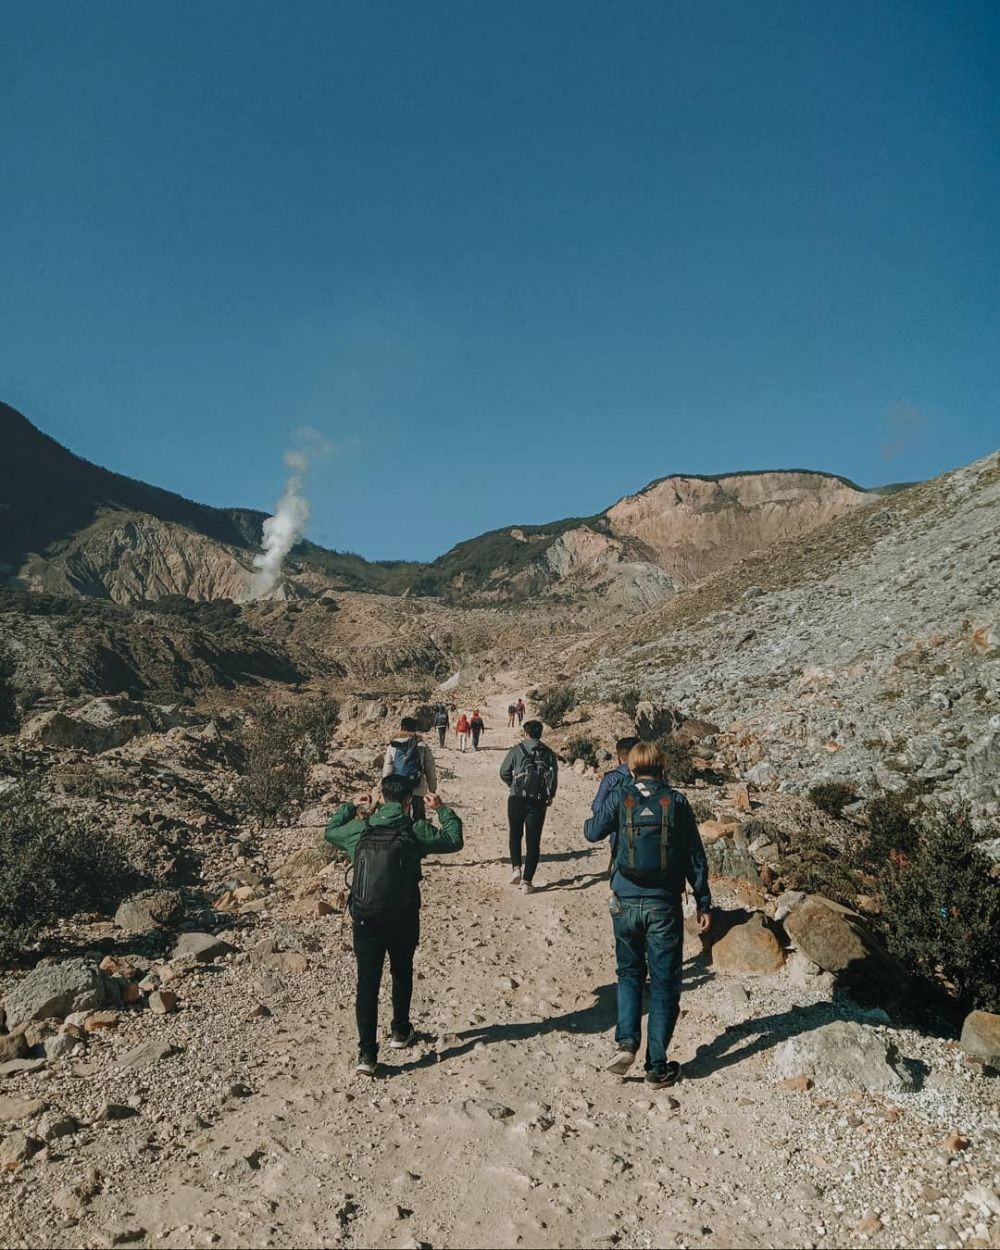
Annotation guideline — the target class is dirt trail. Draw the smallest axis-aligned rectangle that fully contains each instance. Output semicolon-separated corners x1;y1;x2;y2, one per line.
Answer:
94;690;830;1250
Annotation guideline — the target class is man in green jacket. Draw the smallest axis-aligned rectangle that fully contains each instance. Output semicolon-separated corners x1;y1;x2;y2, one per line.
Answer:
325;773;463;1076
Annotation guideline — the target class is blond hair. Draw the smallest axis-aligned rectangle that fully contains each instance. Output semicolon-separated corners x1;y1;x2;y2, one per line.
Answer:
628;741;665;776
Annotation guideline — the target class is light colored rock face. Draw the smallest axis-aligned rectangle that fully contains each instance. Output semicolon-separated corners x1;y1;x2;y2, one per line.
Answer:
23;694;191;754
775;1020;915;1093
19;511;255;603
537;527;677;608
2;960;112;1030
605;472;869;584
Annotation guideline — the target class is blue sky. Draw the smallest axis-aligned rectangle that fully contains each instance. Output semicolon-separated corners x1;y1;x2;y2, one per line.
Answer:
2;1;997;561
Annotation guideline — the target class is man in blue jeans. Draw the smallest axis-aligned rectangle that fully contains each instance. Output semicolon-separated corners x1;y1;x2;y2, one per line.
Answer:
585;740;712;1087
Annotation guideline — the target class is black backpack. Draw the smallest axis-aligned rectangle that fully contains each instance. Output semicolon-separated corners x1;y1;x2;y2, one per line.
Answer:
510;743;556;802
614;779;676;888
350;825;419;920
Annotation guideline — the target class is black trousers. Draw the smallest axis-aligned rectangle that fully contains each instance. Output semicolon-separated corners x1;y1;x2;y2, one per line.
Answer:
410;794;426;822
352;908;420;1055
437;726;446;747
508;795;547;882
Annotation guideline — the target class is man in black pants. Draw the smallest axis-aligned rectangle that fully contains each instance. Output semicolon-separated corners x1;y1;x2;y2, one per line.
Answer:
324;774;463;1076
500;719;558;896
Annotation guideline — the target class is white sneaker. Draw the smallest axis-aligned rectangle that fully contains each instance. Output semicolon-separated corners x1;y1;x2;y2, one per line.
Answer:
606;1048;637;1076
510;869;522;885
521;880;536;895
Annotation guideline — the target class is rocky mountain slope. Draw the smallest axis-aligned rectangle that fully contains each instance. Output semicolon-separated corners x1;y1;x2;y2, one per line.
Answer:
578;450;1000;826
2;401;873;607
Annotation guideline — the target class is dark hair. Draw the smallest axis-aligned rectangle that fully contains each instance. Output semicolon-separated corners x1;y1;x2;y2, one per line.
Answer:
616;736;640;759
381;774;415;803
523;720;543;740
400;716;418;733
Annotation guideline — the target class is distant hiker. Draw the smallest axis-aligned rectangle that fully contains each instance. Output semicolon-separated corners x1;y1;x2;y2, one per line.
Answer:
325;777;463;1077
434;705;450;749
507;703;517;728
500;719;558;895
516;698;525;725
382;716;438;821
470;709;486;751
584;741;711;1089
455;712;471;752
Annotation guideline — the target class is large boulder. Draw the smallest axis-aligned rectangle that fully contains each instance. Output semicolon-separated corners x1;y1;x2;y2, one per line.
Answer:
114;890;184;934
171;933;233;963
711;911;785;974
634;702;679;742
776;1020;915;1093
781;895;909;1005
704;831;762;884
2;960;114;1030
960;1010;1000;1066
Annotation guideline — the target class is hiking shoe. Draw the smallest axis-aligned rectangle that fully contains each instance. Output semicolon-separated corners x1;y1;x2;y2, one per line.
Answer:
521;880;536;895
606;1048;637;1076
645;1061;681;1089
389;1027;417;1050
355;1051;377;1077
510;869;522;885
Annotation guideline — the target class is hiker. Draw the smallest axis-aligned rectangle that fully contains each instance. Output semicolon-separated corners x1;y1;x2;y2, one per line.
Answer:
499;719;558;894
455;711;471;752
507;703;517;728
470;709;486;751
382;716;438;821
434;705;449;749
591;736;641;816
584;740;712;1088
325;776;463;1077
516;698;525;725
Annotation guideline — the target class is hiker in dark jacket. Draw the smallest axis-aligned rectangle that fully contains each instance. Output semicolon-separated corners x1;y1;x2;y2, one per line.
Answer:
470;710;486;750
381;716;438;821
433;706;450;749
590;736;641;815
585;740;711;1089
500;719;558;895
325;774;463;1077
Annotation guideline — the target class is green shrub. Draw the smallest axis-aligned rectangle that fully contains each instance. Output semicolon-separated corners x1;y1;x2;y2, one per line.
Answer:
864;785;923;867
880;809;1000;1012
808;781;856;817
0;787;138;961
536;684;576;728
654;735;696;785
233;696;339;825
565;734;599;769
616;688;642;719
0;650;18;735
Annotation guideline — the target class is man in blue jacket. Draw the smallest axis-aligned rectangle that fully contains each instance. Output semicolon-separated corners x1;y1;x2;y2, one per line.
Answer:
591;736;641;815
585;741;711;1088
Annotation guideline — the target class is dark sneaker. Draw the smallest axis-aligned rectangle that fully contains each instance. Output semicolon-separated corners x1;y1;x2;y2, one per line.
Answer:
606;1047;637;1076
389;1027;417;1050
355;1051;377;1077
646;1061;681;1088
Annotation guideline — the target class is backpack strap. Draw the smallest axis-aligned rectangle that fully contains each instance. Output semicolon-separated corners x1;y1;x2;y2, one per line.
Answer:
659;794;672;872
623;794;638;869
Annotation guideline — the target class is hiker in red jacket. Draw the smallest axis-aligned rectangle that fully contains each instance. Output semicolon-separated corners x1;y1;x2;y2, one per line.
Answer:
455;712;471;753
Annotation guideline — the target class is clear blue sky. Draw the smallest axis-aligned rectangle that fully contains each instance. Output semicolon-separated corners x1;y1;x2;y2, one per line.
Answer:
3;2;998;561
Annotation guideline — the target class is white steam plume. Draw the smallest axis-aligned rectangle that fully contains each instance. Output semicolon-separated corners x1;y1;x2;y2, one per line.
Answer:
251;448;312;598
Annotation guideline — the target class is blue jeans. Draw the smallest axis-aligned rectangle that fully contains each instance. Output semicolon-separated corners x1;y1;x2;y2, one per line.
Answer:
612;897;683;1074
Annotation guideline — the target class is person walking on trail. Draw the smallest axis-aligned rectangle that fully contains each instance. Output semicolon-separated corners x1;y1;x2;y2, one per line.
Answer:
470;709;486;751
382;716;437;822
455;712;471;753
507;703;517;728
500;719;558;895
434;705;449;749
325;776;463;1078
591;736;641;816
516;698;525;725
584;740;712;1089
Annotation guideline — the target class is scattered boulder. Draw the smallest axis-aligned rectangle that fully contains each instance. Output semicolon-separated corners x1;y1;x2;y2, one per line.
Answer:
0;1097;45;1123
710;911;785;974
44;1033;77;1062
960;1010;1000;1066
0;1059;46;1077
634;702;679;741
273;844;336;883
171;933;233;963
0;1129;41;1167
745;761;776;788
703;832;761;884
780;895;909;1005
2;958;115;1030
119;1038;177;1069
775;1020;915;1093
114;889;184;934
148;990;178;1015
0;1034;28;1064
36;1110;79;1142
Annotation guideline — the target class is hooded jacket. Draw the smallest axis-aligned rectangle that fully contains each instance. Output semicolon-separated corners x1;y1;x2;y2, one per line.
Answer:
324;800;463;881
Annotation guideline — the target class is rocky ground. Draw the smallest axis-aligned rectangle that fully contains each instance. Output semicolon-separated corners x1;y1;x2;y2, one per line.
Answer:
2;691;999;1250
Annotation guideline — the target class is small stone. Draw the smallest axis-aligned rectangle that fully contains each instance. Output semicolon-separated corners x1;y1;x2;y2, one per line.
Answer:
83;1011;121;1032
148;990;178;1015
36;1111;79;1142
960;1010;1000;1065
940;1129;969;1152
0;1058;46;1077
0;1129;42;1167
95;1101;139;1122
119;1038;177;1069
99;1223;147;1247
781;1075;813;1093
246;1004;272;1019
856;1213;882;1236
171;932;234;963
734;784;752;813
0;1097;46;1122
0;1034;29;1063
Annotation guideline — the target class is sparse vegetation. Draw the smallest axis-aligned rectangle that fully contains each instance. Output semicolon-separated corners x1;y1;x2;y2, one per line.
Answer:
880;808;1000;1012
536;684;576;727
0;786;138;960
0;648;18;734
655;735;696;785
863;785;924;867
808;781;856;817
233;696;339;825
615;687;643;718
564;734;599;769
